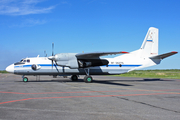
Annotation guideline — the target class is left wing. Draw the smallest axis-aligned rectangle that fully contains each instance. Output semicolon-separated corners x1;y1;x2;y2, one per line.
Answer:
76;51;129;59
150;51;178;59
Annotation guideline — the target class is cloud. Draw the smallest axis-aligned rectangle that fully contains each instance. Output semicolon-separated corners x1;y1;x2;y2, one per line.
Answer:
11;19;47;27
0;0;55;15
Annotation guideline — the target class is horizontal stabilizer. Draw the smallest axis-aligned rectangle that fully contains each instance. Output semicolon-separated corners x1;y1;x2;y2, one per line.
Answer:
149;51;178;59
76;51;129;59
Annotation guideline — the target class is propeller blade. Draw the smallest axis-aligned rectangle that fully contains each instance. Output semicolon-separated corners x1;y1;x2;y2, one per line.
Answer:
55;61;59;73
50;59;59;73
51;60;53;69
52;42;54;56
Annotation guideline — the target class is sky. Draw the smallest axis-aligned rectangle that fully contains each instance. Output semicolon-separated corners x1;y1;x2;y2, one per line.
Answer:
0;0;180;70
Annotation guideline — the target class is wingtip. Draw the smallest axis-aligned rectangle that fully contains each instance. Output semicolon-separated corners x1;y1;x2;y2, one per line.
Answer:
171;51;178;54
121;51;129;54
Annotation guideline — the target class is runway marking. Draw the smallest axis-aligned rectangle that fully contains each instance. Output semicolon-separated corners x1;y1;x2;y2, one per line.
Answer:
0;92;180;105
0;89;180;95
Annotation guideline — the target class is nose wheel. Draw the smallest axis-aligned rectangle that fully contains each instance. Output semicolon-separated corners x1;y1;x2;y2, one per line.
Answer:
23;77;28;82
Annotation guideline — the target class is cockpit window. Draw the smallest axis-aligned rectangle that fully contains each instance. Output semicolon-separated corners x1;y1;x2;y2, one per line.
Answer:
14;59;28;65
14;59;25;65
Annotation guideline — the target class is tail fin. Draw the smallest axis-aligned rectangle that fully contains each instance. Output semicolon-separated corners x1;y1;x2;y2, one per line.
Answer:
140;27;159;58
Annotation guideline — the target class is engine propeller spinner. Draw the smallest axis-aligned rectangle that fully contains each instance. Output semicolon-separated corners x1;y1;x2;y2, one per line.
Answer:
48;56;55;61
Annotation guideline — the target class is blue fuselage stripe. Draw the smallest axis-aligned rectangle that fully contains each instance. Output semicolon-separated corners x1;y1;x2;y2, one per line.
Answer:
106;65;141;67
14;64;142;68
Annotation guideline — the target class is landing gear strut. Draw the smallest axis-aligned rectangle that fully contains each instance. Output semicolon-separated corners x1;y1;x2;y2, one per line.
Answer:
83;69;93;83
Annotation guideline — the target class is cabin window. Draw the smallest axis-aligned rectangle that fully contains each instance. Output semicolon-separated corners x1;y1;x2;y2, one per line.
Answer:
27;59;30;63
23;60;26;62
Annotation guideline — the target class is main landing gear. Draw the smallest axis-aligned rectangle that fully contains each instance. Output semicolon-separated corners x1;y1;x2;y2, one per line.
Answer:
84;75;93;83
71;75;78;81
83;68;93;83
70;68;93;83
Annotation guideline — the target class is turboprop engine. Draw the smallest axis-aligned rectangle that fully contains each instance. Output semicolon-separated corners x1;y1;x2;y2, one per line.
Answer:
48;53;109;69
48;53;79;69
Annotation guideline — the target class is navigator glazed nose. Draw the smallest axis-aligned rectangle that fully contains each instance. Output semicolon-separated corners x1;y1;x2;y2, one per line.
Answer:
6;64;14;73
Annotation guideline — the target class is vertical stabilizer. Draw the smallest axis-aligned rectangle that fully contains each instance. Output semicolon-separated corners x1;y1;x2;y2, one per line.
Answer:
140;27;159;57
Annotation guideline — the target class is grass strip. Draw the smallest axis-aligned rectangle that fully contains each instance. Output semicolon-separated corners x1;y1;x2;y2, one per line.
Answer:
115;69;180;79
0;70;8;73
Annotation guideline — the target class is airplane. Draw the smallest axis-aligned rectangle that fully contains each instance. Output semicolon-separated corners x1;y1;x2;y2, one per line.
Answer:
6;27;178;83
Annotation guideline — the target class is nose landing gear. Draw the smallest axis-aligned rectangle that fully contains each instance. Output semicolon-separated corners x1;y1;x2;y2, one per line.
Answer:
22;76;28;82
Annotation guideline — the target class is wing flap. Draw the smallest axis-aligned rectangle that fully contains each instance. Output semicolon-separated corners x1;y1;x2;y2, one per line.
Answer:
150;51;178;59
76;51;128;59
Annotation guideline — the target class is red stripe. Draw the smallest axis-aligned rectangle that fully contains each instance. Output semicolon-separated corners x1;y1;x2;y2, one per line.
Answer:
0;92;180;105
1;89;180;95
121;51;129;54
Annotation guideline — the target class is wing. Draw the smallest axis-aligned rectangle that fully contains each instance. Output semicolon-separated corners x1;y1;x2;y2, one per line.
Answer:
76;51;129;59
150;51;178;59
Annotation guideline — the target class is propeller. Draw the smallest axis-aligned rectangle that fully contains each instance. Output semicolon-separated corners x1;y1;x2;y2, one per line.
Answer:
50;42;54;69
48;42;59;73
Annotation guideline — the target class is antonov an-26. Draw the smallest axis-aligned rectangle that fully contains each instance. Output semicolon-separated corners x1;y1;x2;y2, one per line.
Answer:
6;27;178;83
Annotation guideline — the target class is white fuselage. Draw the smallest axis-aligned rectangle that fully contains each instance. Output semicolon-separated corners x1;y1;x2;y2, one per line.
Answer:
6;51;159;76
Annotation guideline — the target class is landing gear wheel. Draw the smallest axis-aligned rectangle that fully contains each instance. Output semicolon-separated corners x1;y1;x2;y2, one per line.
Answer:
71;75;78;81
23;77;28;82
84;75;93;83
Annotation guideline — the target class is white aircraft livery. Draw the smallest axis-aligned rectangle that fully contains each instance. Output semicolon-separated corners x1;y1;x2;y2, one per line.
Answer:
6;27;178;83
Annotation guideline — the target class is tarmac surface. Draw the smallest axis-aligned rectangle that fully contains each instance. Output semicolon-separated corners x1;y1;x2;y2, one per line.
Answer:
0;73;180;120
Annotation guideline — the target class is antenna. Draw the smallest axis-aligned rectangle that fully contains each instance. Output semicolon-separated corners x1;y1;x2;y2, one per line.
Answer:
52;42;54;56
44;50;47;57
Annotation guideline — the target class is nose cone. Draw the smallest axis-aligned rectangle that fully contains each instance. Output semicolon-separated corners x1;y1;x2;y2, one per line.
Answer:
6;64;14;73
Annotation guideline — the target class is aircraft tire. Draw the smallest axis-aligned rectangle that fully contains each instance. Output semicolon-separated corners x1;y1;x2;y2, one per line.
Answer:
23;77;28;82
71;75;78;81
84;75;93;83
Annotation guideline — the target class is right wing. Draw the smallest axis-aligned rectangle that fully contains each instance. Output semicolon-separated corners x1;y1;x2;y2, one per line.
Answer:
76;51;129;59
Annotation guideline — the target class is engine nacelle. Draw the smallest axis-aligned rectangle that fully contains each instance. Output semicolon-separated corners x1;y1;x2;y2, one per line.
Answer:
53;53;109;69
55;53;79;69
